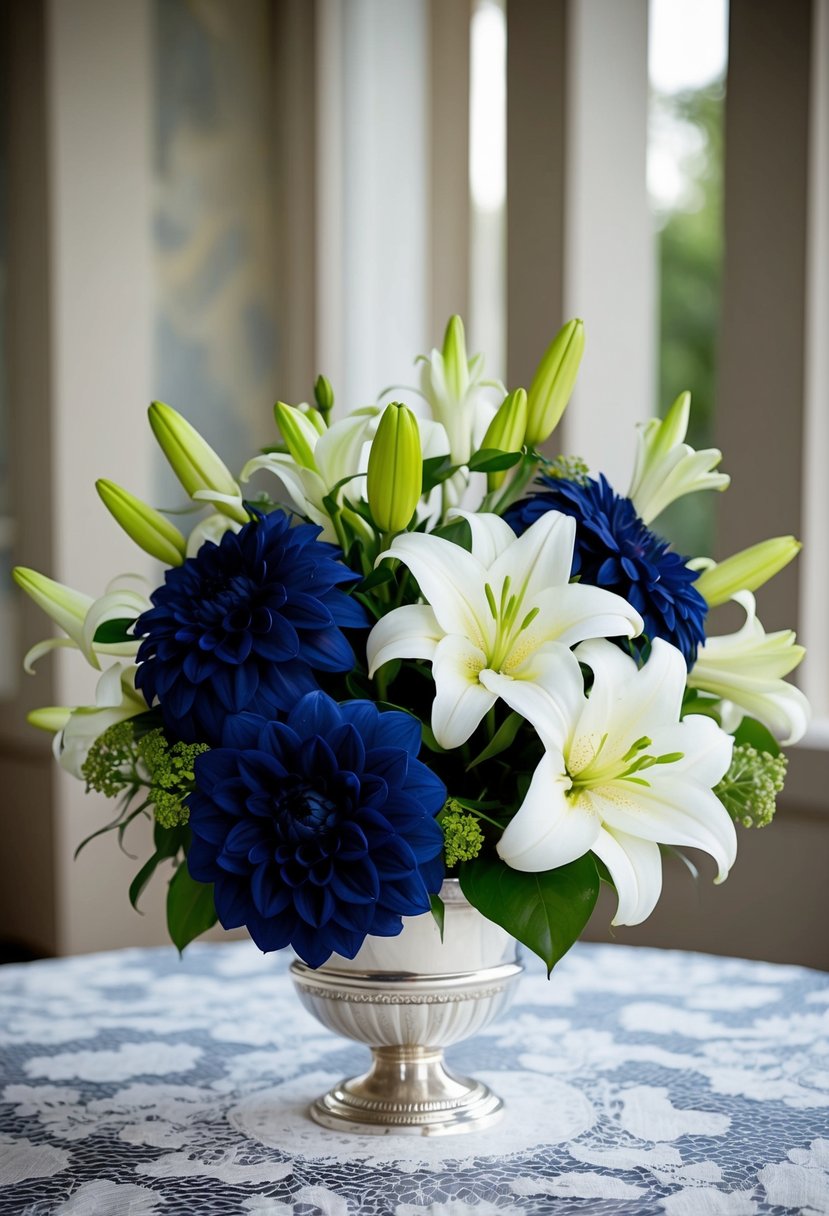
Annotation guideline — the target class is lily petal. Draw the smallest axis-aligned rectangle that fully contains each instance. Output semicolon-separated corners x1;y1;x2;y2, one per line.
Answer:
496;751;601;871
591;827;663;925
481;643;584;753
448;510;516;568
367;605;442;676
378;532;490;647
431;633;494;748
593;773;737;883
488;510;576;603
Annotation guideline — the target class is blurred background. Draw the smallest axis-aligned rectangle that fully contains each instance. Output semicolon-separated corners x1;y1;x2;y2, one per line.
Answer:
0;0;826;966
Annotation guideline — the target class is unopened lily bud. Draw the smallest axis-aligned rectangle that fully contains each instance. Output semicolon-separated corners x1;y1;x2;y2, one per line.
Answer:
314;374;334;420
96;480;186;567
442;315;469;401
28;706;72;733
695;537;802;607
148;402;247;523
525;318;585;447
481;388;528;490
274;401;319;470
367;403;423;534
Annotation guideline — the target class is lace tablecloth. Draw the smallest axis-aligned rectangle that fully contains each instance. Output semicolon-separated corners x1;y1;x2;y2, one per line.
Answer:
1;940;828;1216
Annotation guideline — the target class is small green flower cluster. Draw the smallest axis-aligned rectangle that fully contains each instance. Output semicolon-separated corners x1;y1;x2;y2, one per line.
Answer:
714;743;787;828
81;721;208;828
441;800;485;867
543;454;590;485
82;720;137;797
139;729;209;828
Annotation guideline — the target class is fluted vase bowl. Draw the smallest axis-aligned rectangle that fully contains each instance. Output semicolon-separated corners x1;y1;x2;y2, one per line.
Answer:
289;879;523;1136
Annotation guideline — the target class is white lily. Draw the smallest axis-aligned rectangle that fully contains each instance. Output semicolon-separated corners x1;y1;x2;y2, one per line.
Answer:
48;663;146;779
367;510;643;749
688;591;809;744
15;569;150;672
419;316;501;465
495;638;737;926
628;392;730;525
243;405;449;543
242;409;374;542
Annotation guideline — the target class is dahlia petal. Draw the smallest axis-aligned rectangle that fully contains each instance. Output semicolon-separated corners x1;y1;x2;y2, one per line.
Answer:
377;872;431;915
330;860;380;905
401;758;447;816
288;690;343;741
290;920;333;967
246;908;297;955
297;626;356;673
372;834;419;879
330;722;365;775
367;906;405;937
294;882;336;928
215;632;254;665
338;700;380;747
213;876;252;929
250;864;292;918
193;748;241;792
223;819;266;859
365;746;409;788
186;834;222;882
283;591;335;628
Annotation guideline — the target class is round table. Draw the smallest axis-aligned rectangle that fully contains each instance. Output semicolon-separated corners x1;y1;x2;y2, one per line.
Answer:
0;940;827;1215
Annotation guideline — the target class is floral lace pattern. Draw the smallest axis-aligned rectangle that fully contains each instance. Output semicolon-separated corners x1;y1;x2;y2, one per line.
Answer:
1;941;827;1215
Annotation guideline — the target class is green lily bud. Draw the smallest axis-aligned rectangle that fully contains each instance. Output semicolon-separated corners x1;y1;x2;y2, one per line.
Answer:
314;374;334;420
367;403;423;534
96;480;186;567
442;315;469;401
481;388;528;490
274;401;320;470
28;706;72;733
695;537;802;607
148;402;247;523
525;318;585;447
304;406;327;437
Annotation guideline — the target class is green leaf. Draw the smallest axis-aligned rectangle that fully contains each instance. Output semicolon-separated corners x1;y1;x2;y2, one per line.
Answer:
733;716;781;757
421;454;456;493
166;863;217;953
129;822;187;911
459;853;600;975
419;722;448;754
429;893;445;942
356;564;395;593
92;618;136;644
466;712;523;769
467;448;523;474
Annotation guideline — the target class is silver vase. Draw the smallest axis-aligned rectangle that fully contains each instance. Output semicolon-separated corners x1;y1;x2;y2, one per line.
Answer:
289;879;522;1136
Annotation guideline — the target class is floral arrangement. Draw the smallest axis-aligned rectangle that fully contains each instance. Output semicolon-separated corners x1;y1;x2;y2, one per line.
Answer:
14;318;808;972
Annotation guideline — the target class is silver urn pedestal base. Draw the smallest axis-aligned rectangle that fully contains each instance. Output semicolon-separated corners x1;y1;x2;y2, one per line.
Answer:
290;881;523;1136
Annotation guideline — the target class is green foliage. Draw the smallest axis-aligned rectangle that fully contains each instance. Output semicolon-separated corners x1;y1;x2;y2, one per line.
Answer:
715;742;787;829
92;618;136;645
459;853;600;975
429;893;445;941
166;862;217;952
440;801;485;868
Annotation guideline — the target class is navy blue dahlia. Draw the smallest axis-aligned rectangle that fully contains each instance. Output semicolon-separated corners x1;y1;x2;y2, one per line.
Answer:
135;510;367;744
186;692;446;967
506;475;707;666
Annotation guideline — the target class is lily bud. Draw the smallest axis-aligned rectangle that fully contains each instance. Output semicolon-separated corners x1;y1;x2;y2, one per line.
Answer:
96;480;186;567
28;706;72;733
274;401;320;470
525;318;585;447
367;403;423;534
442;315;469;401
148;402;247;523
314;374;334;420
481;388;528;490
13;567;92;654
695;537;802;608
